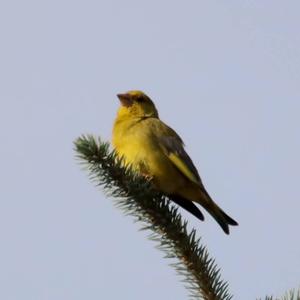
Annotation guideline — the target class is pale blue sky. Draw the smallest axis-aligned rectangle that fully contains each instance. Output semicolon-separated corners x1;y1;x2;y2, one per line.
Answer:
1;1;300;299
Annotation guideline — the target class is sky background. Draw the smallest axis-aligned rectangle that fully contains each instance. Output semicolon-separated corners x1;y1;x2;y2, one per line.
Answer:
1;1;300;299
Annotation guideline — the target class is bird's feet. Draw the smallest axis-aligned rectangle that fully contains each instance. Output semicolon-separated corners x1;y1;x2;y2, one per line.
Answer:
140;173;153;182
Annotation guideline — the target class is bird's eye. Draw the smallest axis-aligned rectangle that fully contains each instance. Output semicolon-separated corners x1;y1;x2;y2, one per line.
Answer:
136;96;144;102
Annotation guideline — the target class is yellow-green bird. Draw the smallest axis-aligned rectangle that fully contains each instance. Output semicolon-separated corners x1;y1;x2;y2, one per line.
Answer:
112;90;238;234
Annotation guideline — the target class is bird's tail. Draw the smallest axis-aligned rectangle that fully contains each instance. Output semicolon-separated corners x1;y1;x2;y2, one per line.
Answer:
198;189;238;235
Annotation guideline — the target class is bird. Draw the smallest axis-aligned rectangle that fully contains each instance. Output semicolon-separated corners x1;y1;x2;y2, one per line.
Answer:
112;90;238;234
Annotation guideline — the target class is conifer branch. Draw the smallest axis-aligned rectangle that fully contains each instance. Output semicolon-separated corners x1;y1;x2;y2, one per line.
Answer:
74;135;233;300
261;287;300;300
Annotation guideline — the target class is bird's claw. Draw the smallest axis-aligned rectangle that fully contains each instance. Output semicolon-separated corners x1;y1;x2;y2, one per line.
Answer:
141;173;153;182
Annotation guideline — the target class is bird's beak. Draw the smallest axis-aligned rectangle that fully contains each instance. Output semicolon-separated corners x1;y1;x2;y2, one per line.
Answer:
117;93;133;107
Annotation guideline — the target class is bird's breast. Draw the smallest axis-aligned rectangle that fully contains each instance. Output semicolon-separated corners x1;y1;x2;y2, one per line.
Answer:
112;119;187;194
113;123;157;170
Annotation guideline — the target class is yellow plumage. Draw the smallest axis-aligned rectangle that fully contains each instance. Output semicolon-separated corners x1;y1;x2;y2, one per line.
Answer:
112;90;238;234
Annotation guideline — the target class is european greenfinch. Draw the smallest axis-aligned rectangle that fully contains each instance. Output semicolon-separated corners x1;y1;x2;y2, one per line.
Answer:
112;90;238;234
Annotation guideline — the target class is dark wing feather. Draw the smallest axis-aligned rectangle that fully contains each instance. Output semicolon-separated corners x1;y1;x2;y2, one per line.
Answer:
169;194;204;221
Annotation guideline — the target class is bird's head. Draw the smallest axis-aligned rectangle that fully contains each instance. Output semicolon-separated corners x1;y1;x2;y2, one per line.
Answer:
116;90;159;119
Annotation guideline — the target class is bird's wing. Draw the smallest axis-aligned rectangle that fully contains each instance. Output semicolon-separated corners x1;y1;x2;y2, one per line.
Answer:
155;121;202;186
